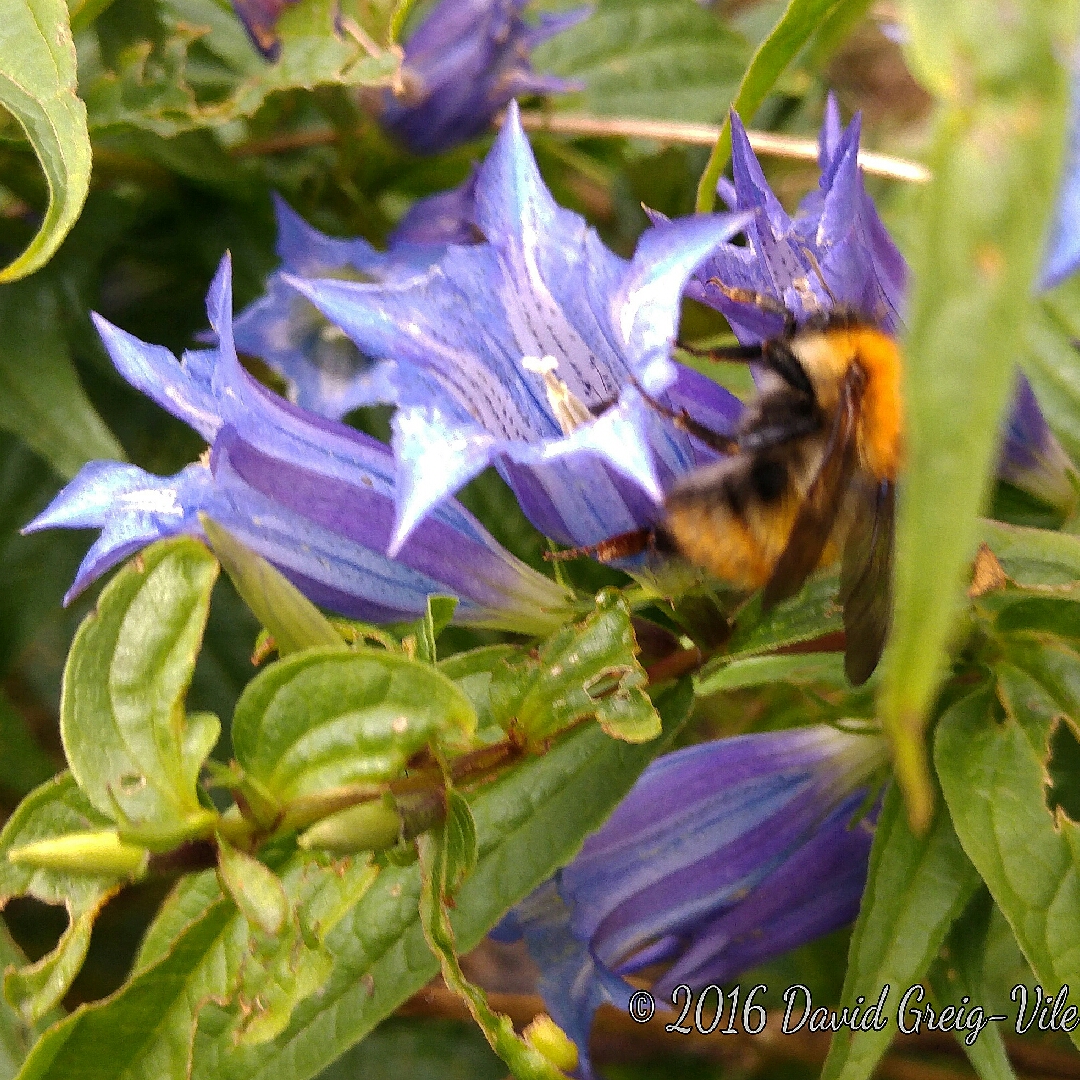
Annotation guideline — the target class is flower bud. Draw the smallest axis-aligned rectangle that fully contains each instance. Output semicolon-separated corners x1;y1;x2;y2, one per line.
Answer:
8;831;150;878
523;1014;578;1073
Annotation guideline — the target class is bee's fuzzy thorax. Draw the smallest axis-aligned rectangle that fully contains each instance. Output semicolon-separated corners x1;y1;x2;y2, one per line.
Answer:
790;324;903;482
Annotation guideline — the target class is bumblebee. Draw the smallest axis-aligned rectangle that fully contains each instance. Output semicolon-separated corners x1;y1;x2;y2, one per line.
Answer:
564;291;903;685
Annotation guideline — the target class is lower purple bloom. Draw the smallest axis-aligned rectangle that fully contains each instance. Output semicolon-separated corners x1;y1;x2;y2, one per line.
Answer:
26;256;574;636
498;724;886;1077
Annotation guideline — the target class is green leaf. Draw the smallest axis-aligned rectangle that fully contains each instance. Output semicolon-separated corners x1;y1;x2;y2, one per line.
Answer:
60;538;220;846
81;0;400;136
437;646;523;741
311;1017;503;1080
0;0;91;281
0;280;124;480
880;0;1076;830
0;921;54;1080
714;573;843;662
0;774;131;1022
215;838;287;937
928;889;1018;1080
821;783;980;1080
200;516;344;657
440;791;477;896
695;0;866;211
978;520;1080;587
229;855;378;1046
230;647;477;803
935;684;1080;1050
510;598;660;744
695;651;847;696
532;0;748;123
13;681;693;1080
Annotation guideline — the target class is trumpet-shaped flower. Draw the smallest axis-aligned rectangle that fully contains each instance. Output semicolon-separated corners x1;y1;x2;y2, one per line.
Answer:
681;97;905;342
232;181;485;421
290;102;749;553
497;725;886;1078
26;256;573;636
230;195;457;420
380;0;589;155
690;95;1077;515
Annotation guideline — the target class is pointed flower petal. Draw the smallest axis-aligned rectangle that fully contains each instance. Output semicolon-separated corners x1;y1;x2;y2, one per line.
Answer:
28;255;573;636
997;373;1079;513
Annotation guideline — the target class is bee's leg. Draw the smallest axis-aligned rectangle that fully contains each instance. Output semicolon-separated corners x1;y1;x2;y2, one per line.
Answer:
706;279;798;335
680;341;766;363
628;378;739;456
545;529;653;564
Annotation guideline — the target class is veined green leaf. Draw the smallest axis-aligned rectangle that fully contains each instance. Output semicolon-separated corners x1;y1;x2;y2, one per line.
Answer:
60;539;220;846
0;0;91;281
231;647;477;802
881;0;1076;830
510;598;659;745
81;0;400;137
936;684;1080;1051
928;890;1019;1080
0;774;131;1022
821;783;980;1080
532;0;748;123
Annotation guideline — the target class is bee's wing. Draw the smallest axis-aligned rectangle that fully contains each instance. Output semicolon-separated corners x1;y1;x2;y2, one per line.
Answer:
840;478;895;685
761;367;862;610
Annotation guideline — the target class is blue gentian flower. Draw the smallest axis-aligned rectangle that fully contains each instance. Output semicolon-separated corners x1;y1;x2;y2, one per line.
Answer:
289;102;749;553
498;725;886;1078
691;95;1077;515
232;183;484;422
230;195;454;420
999;373;1079;512
380;0;590;155
25;256;573;636
683;96;906;341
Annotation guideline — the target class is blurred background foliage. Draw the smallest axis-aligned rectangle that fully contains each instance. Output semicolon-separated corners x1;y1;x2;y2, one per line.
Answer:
0;0;1079;1076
